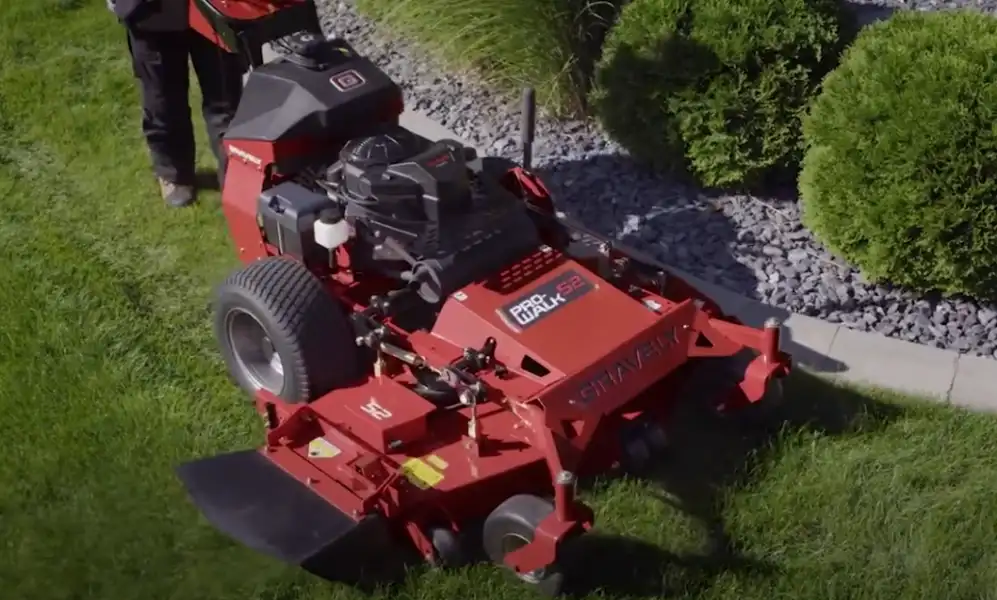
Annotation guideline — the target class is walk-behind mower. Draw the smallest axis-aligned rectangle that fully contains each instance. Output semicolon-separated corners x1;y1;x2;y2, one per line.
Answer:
176;1;792;595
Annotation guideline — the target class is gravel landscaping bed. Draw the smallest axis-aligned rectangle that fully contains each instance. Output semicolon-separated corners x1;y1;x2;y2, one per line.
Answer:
316;0;997;357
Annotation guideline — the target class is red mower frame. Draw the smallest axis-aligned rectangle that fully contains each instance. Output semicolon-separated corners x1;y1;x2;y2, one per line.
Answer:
177;1;792;595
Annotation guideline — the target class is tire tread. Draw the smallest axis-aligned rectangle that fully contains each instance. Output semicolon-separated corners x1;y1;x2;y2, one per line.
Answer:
218;256;359;402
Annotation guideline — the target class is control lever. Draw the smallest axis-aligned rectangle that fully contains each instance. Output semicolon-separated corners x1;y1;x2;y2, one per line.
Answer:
379;237;445;304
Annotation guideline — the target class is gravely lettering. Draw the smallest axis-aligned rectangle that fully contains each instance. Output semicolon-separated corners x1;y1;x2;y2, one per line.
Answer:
571;327;681;406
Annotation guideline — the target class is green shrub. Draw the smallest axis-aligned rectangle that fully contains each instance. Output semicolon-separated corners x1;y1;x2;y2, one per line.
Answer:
355;0;621;118
590;0;852;188
800;11;997;299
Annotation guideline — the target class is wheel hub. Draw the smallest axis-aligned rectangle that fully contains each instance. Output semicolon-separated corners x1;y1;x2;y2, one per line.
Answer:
225;308;284;394
501;533;546;583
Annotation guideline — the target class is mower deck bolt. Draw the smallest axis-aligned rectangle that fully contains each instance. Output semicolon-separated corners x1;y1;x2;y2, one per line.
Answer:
764;317;782;329
555;470;575;485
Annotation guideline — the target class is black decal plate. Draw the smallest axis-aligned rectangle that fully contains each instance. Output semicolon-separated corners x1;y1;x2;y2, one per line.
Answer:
498;269;594;331
330;69;366;92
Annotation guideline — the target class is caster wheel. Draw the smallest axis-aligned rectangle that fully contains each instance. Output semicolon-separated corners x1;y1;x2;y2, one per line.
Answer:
427;526;467;569
620;435;652;474
620;418;666;474
737;377;787;426
482;494;567;596
640;420;669;453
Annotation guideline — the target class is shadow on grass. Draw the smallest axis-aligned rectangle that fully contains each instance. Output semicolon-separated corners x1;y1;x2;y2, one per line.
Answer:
560;368;902;597
564;533;776;598
195;168;221;192
45;0;86;11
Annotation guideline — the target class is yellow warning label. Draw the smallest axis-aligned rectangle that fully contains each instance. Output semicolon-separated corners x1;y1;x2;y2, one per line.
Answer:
307;437;342;459
401;458;444;489
426;454;448;470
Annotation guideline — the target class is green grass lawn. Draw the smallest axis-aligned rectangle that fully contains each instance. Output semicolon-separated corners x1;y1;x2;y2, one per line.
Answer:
3;2;997;600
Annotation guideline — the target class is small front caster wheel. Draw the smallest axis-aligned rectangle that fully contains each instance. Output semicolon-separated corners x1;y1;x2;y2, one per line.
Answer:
728;376;787;427
482;494;567;596
619;417;666;475
427;526;467;569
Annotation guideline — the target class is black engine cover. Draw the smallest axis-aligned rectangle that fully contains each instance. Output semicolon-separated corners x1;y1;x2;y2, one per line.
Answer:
339;135;474;232
332;129;542;300
225;39;402;143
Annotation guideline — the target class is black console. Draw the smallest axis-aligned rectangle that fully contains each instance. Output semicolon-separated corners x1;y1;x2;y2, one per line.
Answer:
225;37;403;143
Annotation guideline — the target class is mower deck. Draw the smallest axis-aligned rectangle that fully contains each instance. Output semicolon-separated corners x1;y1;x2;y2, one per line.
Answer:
251;258;701;518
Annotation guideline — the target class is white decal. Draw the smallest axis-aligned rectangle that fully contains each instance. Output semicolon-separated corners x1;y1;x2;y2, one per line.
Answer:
360;398;392;420
507;292;567;327
229;145;262;166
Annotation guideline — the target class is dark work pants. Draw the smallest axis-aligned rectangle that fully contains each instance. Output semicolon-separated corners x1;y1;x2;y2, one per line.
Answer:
126;28;246;185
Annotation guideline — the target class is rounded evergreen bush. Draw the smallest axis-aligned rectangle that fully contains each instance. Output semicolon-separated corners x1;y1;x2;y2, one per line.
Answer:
590;0;852;188
800;10;997;299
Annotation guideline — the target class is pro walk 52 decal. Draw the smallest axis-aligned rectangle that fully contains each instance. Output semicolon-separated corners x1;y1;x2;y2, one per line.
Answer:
498;269;593;331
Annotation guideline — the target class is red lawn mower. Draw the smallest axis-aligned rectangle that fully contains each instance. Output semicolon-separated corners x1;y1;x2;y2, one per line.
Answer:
178;1;792;595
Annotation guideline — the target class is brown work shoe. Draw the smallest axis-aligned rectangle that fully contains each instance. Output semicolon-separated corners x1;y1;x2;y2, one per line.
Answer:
158;177;196;208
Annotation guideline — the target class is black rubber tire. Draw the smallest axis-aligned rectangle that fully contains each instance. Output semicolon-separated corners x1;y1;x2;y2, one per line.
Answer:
707;351;787;426
640;420;669;454
620;433;652;475
735;376;787;427
482;494;566;596
427;526;467;569
213;256;362;404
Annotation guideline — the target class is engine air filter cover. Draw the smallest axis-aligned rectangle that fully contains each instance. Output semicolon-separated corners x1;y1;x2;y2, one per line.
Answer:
340;128;428;168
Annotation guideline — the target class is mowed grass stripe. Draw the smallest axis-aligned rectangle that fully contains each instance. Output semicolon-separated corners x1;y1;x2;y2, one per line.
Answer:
0;4;303;600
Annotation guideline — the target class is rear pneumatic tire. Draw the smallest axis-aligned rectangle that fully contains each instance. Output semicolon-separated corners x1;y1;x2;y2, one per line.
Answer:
213;256;362;404
482;494;566;596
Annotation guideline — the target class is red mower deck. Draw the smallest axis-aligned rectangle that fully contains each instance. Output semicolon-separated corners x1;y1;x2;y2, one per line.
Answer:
176;1;792;595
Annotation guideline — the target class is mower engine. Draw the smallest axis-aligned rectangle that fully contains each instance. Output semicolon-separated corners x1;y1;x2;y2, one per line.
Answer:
176;4;793;596
314;124;545;303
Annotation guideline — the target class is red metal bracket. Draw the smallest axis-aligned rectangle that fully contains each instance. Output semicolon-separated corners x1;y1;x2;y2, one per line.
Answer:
255;390;319;449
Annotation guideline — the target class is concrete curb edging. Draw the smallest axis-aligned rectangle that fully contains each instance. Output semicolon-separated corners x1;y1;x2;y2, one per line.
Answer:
397;111;997;412
254;44;997;411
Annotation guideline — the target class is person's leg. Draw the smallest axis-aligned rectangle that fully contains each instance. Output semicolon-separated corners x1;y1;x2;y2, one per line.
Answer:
126;27;197;206
188;31;246;189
